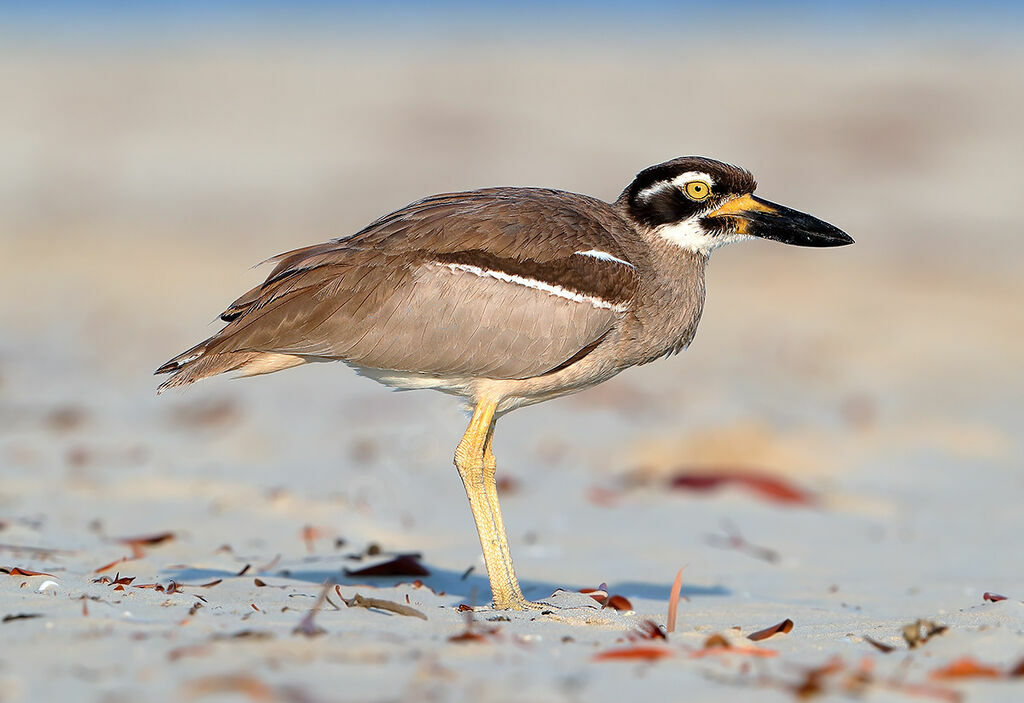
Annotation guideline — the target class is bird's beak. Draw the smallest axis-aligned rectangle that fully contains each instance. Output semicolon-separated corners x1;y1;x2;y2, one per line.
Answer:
705;194;853;247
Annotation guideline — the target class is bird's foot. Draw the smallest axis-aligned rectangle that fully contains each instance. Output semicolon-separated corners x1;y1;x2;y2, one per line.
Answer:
500;598;551;612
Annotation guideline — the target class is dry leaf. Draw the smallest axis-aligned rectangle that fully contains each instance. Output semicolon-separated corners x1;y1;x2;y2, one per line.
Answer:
3;567;54;577
630;620;667;641
2;613;42;623
903;619;947;649
94;557;134;573
606;595;633;611
747;618;794;641
344;554;429;577
668;470;815;506
864;636;896;653
983;592;1007;602
593;646;673;662
666;567;685;633
930;657;1002;680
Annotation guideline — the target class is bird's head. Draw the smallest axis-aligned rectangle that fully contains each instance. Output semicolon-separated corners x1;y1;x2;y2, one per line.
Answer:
618;156;853;255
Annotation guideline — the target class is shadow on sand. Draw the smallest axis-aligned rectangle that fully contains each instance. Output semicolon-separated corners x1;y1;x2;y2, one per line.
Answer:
166;561;729;605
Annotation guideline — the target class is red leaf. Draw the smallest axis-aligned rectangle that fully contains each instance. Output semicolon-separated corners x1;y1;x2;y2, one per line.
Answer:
606;595;633;611
580;584;608;604
930;657;1002;680
593;646;673;662
344;554;429;577
691;633;778;658
630;620;667;641
448;626;499;643
117;532;174;547
94;557;135;573
983;592;1007;602
747;618;794;641
668;470;814;506
666;567;685;633
3;567;54;577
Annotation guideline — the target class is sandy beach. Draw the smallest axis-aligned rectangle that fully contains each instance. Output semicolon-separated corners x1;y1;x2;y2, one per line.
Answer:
1;25;1023;703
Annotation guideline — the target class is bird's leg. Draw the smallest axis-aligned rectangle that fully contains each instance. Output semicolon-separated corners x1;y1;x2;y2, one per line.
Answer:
455;400;543;611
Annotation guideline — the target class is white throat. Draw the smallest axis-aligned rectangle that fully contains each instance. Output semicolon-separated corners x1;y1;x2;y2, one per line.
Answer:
656;220;755;255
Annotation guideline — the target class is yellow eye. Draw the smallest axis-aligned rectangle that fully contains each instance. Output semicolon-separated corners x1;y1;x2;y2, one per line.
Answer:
683;181;711;200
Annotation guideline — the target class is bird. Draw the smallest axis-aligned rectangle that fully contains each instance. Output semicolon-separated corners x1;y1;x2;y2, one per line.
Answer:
156;156;852;611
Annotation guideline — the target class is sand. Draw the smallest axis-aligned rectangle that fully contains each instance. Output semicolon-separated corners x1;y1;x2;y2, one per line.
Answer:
1;32;1023;703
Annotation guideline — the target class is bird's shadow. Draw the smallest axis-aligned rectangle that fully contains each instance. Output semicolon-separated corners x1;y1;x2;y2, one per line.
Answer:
166;560;729;604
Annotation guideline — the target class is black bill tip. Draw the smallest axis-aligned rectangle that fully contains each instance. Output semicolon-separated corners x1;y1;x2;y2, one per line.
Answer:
707;194;853;248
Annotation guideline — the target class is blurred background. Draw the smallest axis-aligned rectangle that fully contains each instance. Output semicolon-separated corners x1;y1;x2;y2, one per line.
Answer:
0;1;1022;698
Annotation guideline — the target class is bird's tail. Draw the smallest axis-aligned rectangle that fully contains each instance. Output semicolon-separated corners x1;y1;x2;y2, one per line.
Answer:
155;339;305;394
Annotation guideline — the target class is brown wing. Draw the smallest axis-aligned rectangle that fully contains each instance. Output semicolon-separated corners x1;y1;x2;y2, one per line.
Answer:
157;188;640;388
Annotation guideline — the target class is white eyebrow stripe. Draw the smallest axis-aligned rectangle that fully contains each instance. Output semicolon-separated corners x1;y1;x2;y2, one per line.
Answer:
430;261;629;312
637;170;716;202
572;250;635;268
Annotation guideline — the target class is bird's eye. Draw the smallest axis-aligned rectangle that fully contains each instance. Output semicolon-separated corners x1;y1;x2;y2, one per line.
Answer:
683;181;711;201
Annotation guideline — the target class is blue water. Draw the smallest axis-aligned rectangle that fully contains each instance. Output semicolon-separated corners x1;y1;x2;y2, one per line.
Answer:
3;0;1021;42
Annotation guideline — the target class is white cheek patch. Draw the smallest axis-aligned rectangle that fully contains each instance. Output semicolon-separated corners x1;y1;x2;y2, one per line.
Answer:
657;220;755;255
636;171;715;203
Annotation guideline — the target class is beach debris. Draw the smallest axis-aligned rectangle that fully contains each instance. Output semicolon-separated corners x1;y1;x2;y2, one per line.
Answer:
344;554;429;577
902;619;948;649
704;633;731;650
930;658;1002;680
495;475;520;495
606;595;633;611
45;405;89;433
863;636;896;653
448;609;500;643
666;566;686;633
1;567;54;577
705;520;780;563
690;633;778;658
93;556;136;573
790;656;846;698
0;544;76;558
627;620;667;641
182;674;275;701
577;583;632;611
747;618;794;641
115;531;175;558
982;592;1007;602
3;613;43;623
256;554;281;573
667;469;815;506
341;592;427;620
169;397;240;430
212;630;275;641
593;646;673;662
301;525;327;553
292;580;335;638
35;579;59;593
579;584;608;603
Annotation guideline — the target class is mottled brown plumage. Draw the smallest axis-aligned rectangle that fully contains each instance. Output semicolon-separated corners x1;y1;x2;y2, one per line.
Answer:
157;157;851;611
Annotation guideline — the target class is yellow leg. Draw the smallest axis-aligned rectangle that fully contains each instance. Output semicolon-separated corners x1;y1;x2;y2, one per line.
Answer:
455;400;543;611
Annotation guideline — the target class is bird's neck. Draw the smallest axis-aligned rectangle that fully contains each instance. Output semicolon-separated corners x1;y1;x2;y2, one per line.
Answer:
631;235;708;363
